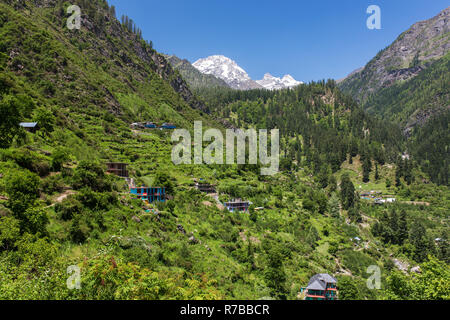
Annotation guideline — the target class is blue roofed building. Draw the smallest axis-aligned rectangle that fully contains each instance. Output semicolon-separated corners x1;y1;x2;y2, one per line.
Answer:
160;123;176;129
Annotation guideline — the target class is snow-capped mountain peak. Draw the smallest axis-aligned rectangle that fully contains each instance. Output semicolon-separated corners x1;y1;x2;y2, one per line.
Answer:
193;55;262;90
256;73;303;90
192;55;303;91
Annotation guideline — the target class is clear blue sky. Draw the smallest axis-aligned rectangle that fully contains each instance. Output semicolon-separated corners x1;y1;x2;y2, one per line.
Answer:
107;0;448;82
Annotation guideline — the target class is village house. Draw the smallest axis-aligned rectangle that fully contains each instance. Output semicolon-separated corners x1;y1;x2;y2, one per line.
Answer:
106;162;129;178
19;122;39;133
224;199;251;212
130;122;145;129
302;274;338;300
144;122;157;129
195;182;216;194
161;123;176;129
130;186;166;203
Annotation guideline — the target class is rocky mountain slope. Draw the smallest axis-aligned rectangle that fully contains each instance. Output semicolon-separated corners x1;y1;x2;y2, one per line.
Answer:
339;7;449;105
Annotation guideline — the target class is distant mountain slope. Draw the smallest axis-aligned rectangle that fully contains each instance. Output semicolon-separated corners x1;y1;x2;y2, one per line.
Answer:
339;7;449;106
165;55;230;89
365;52;449;132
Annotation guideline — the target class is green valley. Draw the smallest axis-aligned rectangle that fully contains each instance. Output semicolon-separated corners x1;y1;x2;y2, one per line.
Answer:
0;0;448;301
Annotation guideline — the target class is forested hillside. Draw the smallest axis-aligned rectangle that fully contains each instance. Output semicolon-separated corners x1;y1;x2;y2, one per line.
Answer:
0;0;448;300
339;8;449;186
197;81;404;177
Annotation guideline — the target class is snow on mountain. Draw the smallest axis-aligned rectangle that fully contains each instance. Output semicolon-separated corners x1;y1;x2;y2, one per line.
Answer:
256;73;303;90
193;55;262;90
192;55;303;91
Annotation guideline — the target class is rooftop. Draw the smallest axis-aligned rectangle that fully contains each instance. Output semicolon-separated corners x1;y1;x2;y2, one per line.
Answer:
19;122;38;128
306;273;337;290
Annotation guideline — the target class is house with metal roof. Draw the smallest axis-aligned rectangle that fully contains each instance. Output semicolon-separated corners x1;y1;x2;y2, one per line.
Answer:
160;123;176;129
144;122;157;129
19;122;39;133
303;273;338;300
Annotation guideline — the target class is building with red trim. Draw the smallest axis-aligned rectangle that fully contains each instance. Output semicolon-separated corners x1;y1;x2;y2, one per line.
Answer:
303;274;338;300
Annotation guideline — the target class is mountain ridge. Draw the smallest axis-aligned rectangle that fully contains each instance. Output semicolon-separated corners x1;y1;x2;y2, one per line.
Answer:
339;7;449;104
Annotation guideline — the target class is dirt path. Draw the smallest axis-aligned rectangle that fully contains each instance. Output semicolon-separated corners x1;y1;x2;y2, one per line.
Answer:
46;190;76;208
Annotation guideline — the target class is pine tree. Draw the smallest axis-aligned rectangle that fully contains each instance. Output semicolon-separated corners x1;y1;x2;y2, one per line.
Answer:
397;210;408;245
362;157;372;183
340;173;356;210
328;193;340;218
375;163;380;180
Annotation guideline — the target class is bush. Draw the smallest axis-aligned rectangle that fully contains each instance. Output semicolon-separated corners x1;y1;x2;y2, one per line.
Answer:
51;147;70;171
75;188;116;211
1;148;50;176
72;161;112;192
22;206;49;235
41;174;65;195
55;196;83;221
5;170;41;214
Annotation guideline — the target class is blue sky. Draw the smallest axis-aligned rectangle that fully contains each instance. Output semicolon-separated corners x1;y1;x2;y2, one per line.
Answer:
107;0;448;82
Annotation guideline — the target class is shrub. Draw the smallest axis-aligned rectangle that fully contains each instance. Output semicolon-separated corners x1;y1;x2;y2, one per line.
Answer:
75;188;116;211
55;196;83;221
5;170;41;214
51;147;70;171
41;174;65;195
72;161;112;192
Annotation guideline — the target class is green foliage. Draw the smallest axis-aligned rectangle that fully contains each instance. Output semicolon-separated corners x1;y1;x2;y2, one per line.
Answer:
153;171;175;194
337;276;359;300
263;240;287;299
0;216;20;251
32;107;55;136
51;147;71;171
72;161;112;192
385;256;450;300
22;205;49;235
328;193;340;218
0;95;23;148
340;173;356;210
5;170;40;214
